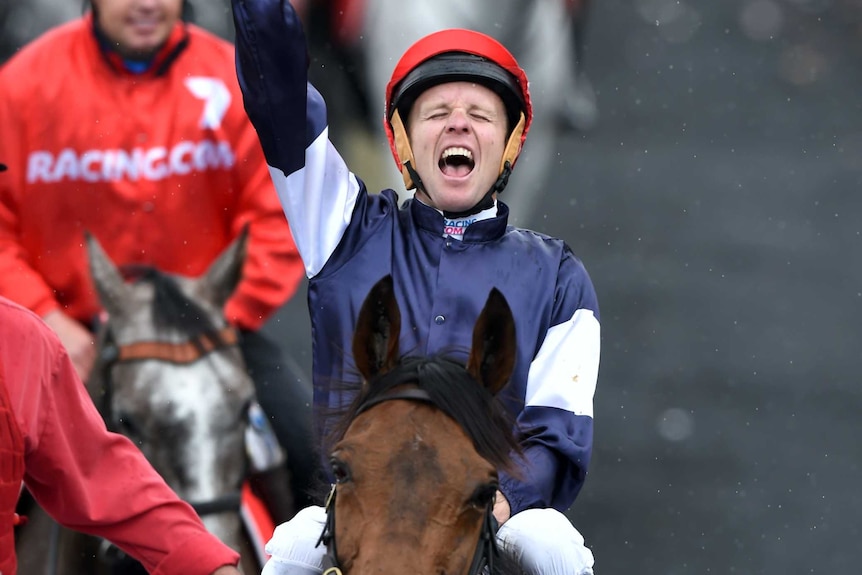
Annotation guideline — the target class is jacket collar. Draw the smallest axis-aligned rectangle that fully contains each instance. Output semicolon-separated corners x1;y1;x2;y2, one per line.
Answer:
89;12;189;77
409;196;510;243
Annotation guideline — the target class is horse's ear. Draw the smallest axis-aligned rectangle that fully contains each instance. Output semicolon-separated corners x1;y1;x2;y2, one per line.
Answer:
353;275;401;382
467;288;516;396
200;224;248;307
86;231;132;316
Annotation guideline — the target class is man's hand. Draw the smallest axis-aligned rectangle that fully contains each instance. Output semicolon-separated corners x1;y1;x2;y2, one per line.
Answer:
493;489;511;525
211;566;242;575
42;309;96;381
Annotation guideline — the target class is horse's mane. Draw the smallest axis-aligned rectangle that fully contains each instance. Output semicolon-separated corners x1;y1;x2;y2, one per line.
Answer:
121;265;227;344
327;354;523;476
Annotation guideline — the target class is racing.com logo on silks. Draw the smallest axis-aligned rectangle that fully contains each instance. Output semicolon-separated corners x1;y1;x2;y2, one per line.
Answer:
443;217;477;239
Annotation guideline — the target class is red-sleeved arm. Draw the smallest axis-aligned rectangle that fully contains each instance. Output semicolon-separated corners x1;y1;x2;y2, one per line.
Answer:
222;107;304;331
6;300;239;574
0;76;61;318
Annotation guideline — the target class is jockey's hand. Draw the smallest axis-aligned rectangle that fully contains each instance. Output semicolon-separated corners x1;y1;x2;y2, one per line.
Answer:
493;489;511;525
43;309;96;382
211;566;242;575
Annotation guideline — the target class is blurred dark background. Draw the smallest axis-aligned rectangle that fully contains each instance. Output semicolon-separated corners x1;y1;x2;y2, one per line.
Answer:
559;1;862;573
4;0;861;573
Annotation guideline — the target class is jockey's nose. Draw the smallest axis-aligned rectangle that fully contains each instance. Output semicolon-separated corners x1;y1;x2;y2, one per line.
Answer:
445;109;471;132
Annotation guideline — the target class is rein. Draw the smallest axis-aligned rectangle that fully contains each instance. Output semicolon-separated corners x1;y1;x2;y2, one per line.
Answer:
316;388;502;575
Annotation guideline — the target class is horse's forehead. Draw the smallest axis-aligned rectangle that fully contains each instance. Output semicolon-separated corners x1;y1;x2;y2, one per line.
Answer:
116;360;253;407
342;401;492;476
108;277;219;340
106;287;155;338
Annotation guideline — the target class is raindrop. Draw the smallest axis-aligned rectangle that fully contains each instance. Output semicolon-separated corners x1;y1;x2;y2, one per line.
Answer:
739;0;784;42
656;407;695;442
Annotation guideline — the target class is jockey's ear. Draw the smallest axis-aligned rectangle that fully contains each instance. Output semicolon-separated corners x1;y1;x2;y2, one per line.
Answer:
467;288;516;396
353;275;401;382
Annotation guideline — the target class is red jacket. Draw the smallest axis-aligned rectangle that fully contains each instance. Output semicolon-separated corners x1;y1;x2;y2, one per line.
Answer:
0;296;239;575
0;15;303;330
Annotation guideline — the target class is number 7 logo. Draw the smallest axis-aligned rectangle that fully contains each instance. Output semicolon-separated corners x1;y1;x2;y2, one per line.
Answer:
184;77;231;130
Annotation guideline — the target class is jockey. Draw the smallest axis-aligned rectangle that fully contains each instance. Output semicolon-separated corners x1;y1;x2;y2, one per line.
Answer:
0;0;320;521
0;295;241;575
231;1;600;573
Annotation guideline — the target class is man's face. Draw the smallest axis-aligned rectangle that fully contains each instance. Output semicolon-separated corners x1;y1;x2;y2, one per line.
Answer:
92;0;183;59
407;81;509;214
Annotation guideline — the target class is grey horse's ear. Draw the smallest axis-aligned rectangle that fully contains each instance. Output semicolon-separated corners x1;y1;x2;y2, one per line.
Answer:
353;275;401;382
467;288;516;396
86;231;132;318
199;224;248;309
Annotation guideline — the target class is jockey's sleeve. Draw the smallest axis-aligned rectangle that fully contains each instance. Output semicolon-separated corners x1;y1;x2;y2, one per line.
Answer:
231;0;362;278
499;249;601;514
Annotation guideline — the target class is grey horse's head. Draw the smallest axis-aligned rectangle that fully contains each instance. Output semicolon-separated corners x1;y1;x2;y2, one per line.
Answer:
86;229;255;548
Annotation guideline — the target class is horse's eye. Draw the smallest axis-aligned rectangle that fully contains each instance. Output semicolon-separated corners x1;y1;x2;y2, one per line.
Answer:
469;483;498;509
330;458;352;484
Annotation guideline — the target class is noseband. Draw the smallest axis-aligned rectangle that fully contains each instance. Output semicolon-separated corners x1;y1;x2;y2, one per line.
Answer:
316;388;502;575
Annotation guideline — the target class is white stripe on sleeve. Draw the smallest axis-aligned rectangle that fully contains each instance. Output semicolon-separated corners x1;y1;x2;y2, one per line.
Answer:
525;309;600;417
269;128;361;278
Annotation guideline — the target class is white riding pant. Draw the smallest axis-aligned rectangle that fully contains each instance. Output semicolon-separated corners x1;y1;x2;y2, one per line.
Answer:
261;505;595;575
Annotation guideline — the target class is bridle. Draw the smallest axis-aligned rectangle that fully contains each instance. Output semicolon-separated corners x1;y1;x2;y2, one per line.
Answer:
99;324;239;365
97;325;245;518
316;388;502;575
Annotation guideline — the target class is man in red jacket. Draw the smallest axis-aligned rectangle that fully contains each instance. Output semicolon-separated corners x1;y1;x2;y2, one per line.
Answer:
0;295;242;575
0;0;320;512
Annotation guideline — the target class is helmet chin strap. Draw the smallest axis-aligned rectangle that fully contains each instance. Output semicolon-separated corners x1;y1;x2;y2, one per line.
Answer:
403;161;511;219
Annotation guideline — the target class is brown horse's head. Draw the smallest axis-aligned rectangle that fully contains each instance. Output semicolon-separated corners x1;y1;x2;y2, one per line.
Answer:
324;275;522;574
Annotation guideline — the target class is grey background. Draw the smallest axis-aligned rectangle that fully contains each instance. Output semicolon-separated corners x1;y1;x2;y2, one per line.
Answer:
4;0;861;573
539;1;862;574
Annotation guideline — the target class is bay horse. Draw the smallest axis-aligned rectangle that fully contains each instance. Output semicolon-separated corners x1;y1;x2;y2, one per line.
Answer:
317;275;526;574
14;228;268;574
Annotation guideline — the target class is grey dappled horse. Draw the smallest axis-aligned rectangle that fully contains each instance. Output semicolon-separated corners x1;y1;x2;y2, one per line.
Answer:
15;230;262;574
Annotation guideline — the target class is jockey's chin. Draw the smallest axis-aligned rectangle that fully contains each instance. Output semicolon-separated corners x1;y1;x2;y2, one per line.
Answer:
415;165;501;214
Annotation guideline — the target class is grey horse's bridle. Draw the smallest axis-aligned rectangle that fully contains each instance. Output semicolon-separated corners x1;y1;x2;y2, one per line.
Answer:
316;388;502;575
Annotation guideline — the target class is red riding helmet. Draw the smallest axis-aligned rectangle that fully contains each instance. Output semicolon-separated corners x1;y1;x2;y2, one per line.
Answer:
384;29;533;191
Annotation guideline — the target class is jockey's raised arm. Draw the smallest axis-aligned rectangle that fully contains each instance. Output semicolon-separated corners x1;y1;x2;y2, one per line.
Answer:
233;0;361;277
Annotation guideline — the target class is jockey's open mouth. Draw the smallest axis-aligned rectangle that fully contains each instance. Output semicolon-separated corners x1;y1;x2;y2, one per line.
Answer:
439;146;475;177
